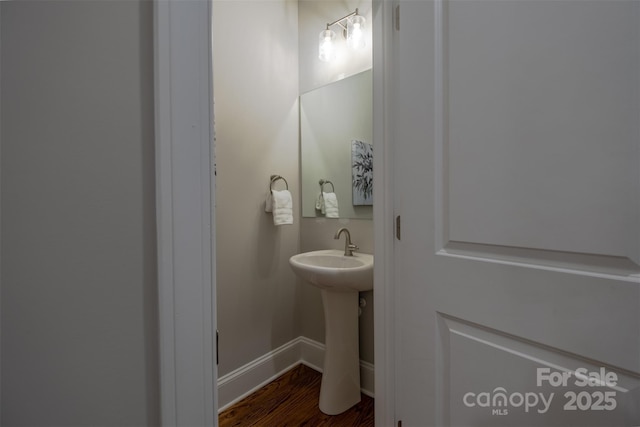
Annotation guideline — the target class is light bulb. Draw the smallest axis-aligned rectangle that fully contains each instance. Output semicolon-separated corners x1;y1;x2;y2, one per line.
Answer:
319;29;336;62
347;15;366;50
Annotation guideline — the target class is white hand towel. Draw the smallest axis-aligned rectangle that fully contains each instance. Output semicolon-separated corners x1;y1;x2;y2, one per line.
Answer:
315;192;325;214
323;192;339;218
271;189;293;225
265;191;273;212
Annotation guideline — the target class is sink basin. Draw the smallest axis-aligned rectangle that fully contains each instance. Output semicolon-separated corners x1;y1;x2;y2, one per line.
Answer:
289;249;373;292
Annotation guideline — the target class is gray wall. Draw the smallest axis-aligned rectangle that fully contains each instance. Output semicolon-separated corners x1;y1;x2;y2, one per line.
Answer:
298;0;372;94
212;0;375;379
212;0;301;377
0;1;159;425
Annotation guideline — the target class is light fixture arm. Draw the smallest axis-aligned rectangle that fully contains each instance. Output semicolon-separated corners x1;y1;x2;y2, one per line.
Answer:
325;8;360;34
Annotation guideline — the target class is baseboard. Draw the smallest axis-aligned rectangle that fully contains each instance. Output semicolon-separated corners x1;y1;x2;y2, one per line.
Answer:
217;336;375;411
217;338;302;411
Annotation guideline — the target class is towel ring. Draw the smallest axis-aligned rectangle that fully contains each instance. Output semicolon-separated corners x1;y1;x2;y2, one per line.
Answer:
319;179;335;192
270;175;289;190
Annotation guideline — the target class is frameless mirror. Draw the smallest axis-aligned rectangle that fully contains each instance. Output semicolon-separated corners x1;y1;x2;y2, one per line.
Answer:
300;69;372;219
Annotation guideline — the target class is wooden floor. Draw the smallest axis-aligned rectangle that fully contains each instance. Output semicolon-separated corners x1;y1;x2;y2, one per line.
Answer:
219;364;374;426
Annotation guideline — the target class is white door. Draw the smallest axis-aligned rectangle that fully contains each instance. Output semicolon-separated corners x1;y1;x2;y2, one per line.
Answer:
392;0;640;425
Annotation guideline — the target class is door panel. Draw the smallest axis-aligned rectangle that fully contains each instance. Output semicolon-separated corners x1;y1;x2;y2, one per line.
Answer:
393;0;640;425
446;0;639;261
441;314;640;426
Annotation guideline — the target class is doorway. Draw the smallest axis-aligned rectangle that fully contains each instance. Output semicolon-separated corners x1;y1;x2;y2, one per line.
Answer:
154;0;390;425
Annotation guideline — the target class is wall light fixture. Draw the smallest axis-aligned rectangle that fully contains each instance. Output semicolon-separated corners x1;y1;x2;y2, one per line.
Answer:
318;9;366;62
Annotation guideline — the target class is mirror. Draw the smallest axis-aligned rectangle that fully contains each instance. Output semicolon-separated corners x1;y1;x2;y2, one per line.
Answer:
300;69;373;219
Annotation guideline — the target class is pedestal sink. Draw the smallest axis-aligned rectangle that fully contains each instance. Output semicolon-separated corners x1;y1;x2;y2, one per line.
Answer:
289;249;373;415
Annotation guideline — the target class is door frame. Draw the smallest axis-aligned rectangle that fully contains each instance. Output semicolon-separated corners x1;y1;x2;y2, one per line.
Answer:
154;0;396;425
372;0;396;426
154;1;217;425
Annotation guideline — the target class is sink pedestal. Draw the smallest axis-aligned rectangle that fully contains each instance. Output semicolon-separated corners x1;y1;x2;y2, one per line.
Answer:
319;289;361;415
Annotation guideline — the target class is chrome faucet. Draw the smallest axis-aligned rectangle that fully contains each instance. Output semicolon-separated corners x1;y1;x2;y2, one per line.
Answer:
334;227;359;256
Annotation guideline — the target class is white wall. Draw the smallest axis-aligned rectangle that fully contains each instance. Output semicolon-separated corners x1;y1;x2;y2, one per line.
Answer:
298;0;374;364
212;0;301;377
0;1;158;425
